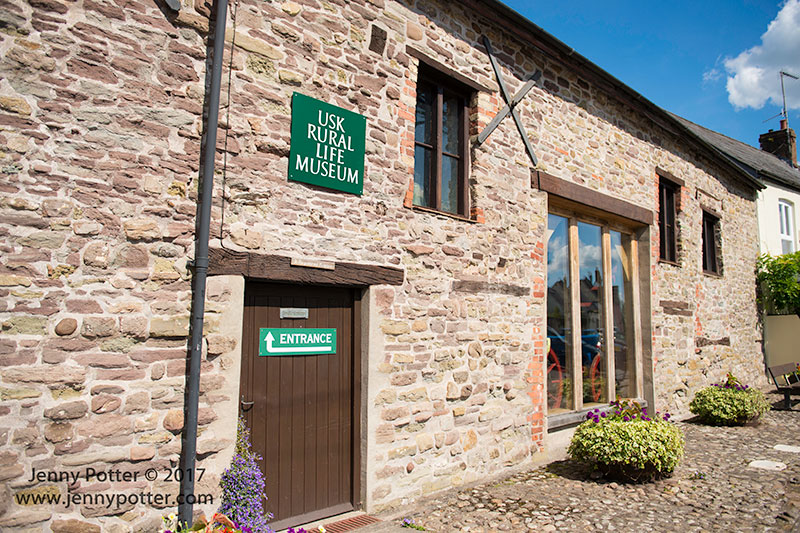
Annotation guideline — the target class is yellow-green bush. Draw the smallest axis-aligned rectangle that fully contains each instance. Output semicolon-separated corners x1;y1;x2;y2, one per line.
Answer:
568;400;684;482
689;378;770;426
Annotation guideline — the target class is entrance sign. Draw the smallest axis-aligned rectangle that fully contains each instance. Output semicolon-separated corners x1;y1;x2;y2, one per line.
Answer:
259;328;337;356
289;92;366;195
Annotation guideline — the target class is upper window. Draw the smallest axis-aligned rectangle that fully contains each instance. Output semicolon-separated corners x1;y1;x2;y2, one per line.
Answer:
702;211;720;275
779;200;795;254
658;179;678;263
413;70;470;216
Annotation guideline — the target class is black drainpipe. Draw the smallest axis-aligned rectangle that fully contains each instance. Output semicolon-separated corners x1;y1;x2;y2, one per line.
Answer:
179;0;227;524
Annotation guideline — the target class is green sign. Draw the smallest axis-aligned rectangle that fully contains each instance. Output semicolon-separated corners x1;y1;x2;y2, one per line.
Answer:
258;328;337;356
289;92;366;195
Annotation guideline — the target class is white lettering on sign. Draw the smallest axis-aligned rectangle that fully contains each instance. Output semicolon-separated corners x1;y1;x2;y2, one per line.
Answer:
279;332;333;345
295;110;359;184
317;110;345;132
295;155;360;183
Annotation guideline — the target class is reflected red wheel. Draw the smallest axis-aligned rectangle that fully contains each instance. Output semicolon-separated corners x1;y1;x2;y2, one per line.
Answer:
547;348;563;409
589;353;603;403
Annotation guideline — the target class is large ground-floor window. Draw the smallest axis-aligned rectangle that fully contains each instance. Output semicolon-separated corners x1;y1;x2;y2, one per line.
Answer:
546;211;641;413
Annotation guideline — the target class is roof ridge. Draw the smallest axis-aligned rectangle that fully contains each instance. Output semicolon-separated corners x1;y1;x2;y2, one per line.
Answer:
666;111;760;151
667;111;800;181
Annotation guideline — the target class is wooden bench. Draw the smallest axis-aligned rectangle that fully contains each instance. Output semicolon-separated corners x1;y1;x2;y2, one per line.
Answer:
767;362;800;410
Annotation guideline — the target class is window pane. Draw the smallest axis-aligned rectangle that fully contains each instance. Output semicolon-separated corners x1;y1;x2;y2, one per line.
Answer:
658;185;665;259
441;155;459;214
779;202;793;243
578;222;606;405
782;239;794;255
659;181;676;262
442;95;461;155
702;216;709;271
547;214;573;412
611;231;635;399
413;145;431;207
415;84;433;144
779;204;787;235
702;214;718;273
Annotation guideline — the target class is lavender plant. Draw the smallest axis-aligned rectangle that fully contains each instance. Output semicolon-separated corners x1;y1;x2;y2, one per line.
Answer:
219;417;272;533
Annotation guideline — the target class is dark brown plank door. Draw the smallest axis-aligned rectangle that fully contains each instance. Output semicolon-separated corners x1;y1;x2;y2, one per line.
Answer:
241;283;358;530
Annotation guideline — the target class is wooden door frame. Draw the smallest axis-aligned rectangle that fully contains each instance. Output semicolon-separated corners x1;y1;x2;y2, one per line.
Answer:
240;281;363;529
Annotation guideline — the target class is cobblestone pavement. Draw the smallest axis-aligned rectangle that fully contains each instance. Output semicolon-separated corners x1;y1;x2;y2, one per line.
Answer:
394;394;800;533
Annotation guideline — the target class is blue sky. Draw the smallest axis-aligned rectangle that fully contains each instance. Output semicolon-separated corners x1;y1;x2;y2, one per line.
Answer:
502;1;800;149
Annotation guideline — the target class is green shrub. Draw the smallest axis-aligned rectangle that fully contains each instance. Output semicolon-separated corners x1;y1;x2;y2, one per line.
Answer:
689;374;770;426
757;252;800;316
568;399;685;482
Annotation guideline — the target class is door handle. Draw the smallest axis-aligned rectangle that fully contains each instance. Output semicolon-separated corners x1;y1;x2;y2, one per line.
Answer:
240;397;254;411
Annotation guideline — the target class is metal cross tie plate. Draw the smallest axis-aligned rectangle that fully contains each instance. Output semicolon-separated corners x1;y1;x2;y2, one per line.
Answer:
477;36;541;167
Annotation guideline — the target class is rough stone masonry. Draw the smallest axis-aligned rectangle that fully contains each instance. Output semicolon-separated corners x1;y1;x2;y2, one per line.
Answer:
0;0;765;530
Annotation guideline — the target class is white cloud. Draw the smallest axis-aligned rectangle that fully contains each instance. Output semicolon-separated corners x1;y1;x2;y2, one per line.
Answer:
703;68;722;84
724;0;800;111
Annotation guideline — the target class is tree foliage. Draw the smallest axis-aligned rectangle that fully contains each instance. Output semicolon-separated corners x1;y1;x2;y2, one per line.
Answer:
756;251;800;317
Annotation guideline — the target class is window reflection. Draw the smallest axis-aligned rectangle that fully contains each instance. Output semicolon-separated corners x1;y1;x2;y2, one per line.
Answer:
611;231;635;398
547;214;572;412
578;222;606;405
413;145;431;207
441;155;459;214
546;215;638;414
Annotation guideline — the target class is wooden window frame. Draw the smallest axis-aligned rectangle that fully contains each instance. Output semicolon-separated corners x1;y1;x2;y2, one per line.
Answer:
547;207;644;415
701;210;721;275
413;66;471;217
658;178;678;264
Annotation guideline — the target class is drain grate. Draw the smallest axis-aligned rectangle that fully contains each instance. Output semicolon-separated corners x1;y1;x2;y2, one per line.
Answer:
322;514;381;533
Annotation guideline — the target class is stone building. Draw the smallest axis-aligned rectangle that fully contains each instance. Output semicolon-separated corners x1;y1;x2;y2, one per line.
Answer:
671;114;800;370
0;0;766;530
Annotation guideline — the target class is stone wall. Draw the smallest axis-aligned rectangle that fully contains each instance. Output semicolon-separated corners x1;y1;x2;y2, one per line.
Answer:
0;0;764;529
651;164;765;414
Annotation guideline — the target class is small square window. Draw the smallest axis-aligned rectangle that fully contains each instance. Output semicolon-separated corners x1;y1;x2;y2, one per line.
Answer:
658;179;678;263
702;211;720;275
413;69;470;216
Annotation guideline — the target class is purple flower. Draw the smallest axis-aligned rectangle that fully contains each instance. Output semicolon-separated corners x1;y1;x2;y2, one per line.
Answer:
220;417;272;532
623;416;630;422
600;412;607;418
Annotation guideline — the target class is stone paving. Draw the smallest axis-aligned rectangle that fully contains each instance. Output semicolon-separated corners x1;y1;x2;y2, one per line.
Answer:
378;394;800;533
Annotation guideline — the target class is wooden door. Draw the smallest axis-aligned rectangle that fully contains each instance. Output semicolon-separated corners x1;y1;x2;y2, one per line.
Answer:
241;283;361;531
